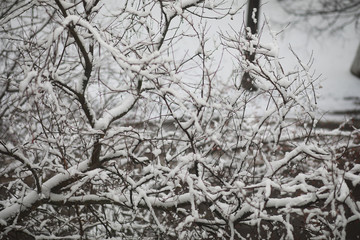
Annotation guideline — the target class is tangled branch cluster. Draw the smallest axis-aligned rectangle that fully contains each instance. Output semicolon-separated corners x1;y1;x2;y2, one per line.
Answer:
0;0;359;239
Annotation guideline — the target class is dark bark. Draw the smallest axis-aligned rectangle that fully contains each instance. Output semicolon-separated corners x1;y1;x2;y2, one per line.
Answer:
3;230;35;240
241;0;260;91
246;0;260;44
350;42;360;78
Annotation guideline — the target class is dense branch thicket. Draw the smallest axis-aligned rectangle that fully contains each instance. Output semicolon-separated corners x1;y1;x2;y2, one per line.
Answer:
0;0;360;239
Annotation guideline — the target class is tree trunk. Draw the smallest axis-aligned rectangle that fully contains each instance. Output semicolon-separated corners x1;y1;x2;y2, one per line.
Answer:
350;42;360;78
241;0;260;91
246;0;260;54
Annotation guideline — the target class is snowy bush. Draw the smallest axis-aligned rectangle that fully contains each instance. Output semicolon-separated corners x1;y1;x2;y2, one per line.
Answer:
0;0;359;239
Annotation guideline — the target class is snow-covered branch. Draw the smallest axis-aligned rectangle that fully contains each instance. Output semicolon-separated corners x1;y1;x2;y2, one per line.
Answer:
0;0;358;239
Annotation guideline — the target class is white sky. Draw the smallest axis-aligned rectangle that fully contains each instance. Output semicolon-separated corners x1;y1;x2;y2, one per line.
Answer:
260;0;360;120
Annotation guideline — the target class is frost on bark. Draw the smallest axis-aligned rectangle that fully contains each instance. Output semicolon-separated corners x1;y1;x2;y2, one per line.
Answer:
350;42;360;78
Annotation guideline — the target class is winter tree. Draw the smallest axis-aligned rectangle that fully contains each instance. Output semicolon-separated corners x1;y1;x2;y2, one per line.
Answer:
278;0;360;78
0;0;360;239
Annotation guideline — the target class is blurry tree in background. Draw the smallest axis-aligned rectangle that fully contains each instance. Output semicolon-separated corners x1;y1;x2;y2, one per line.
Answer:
0;0;360;239
241;0;260;91
278;0;360;78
